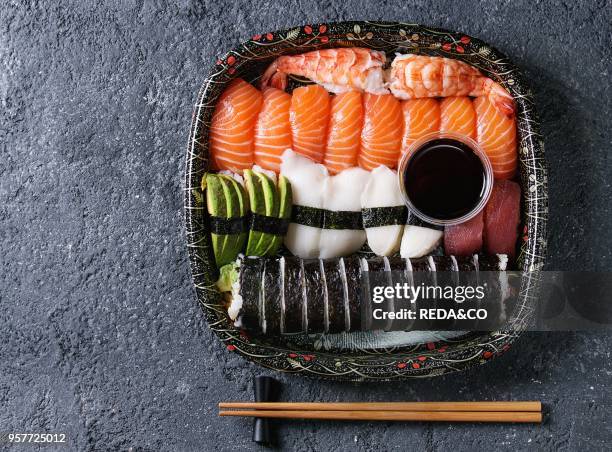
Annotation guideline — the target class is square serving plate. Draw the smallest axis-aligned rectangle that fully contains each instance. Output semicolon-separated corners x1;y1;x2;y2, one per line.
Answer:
184;21;547;380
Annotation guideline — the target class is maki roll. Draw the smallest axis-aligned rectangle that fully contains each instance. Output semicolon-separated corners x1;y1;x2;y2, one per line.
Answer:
303;259;326;333
231;256;263;334
322;258;348;334
282;256;306;334
223;253;509;336
262;258;283;335
341;256;363;332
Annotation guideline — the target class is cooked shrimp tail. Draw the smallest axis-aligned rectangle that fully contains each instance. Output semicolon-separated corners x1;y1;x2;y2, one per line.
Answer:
260;60;288;90
260;48;388;94
479;78;515;118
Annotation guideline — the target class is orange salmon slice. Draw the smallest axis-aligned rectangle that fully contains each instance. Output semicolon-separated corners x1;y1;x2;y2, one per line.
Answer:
290;85;330;163
254;88;292;172
209;78;263;172
474;96;517;180
324;91;364;174
358;93;403;170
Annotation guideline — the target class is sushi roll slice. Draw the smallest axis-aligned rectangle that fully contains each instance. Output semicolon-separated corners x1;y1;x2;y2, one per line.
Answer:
387;256;411;331
281;149;329;258
319;167;370;259
303;259;326;333
322;258;348;334
341;256;363;332
282;256;306;334
232;255;264;334
361;166;406;256
363;257;393;331
400;211;444;259
262;258;283;335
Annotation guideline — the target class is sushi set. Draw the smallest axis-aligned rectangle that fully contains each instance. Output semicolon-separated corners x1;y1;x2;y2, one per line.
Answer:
185;22;547;380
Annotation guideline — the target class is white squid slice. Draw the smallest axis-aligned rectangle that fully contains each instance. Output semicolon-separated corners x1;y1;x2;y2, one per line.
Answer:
319;167;370;259
280;149;328;258
360;166;405;256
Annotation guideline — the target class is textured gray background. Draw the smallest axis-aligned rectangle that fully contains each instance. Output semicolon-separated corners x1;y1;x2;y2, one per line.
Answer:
1;0;611;451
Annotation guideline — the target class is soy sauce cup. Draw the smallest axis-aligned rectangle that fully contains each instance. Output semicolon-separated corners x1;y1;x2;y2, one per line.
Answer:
398;132;493;226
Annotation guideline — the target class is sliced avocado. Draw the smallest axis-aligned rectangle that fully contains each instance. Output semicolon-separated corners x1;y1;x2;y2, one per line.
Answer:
265;175;293;256
221;174;248;260
255;171;279;255
244;169;266;256
205;174;228;267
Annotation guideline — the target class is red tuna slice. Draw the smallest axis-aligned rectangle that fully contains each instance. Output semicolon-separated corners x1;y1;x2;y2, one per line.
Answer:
484;180;521;258
444;210;484;256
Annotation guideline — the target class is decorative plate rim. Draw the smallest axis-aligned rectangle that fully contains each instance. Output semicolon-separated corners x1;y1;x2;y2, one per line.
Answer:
184;21;547;381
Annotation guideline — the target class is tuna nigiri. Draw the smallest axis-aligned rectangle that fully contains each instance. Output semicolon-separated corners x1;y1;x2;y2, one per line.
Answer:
254;88;292;172
290;85;330;163
358;93;403;170
324;91;364;174
439;96;476;140
484;180;521;258
209;78;263;172
444;210;484;256
474;96;518;180
400;98;440;158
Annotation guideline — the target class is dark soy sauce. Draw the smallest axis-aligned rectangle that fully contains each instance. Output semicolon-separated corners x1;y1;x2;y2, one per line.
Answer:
404;138;486;221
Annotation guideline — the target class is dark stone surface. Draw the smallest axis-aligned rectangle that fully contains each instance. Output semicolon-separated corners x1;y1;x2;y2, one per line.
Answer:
1;1;610;450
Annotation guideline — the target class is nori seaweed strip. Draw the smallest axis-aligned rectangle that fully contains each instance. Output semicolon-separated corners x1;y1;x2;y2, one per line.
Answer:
238;256;264;334
209;215;250;235
322;258;346;334
282;256;305;334
303;259;326;333
291;205;363;230
362;206;408;228
262;258;282;335
342;256;363;332
322;210;363;230
250;213;290;236
291;205;323;228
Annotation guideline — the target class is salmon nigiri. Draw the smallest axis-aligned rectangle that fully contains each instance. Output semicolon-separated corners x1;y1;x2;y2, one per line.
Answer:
209;78;263;172
324;91;364;173
254;88;292;172
440;96;476;140
474;96;517;180
358;93;403;170
290;85;330;163
400;98;440;157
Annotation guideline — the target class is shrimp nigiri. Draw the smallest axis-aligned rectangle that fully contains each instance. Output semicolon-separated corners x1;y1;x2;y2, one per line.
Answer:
388;54;515;118
209;79;263;172
261;48;388;95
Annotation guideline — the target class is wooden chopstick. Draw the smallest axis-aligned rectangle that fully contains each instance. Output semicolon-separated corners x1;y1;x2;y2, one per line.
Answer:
219;401;542;412
219;409;542;423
